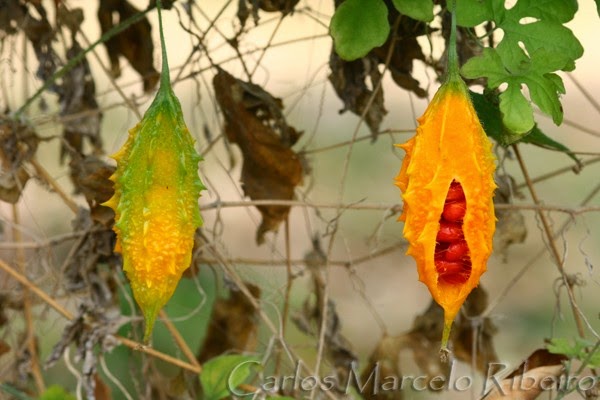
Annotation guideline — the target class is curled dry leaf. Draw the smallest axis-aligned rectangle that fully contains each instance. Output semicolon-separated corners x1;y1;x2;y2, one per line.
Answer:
328;0;428;140
197;283;260;363
360;287;497;396
60;39;103;164
213;69;304;244
370;7;427;98
0;116;39;203
0;0;27;36
359;335;406;400
68;154;116;226
0;339;10;359
46;303;120;400
64;210;118;306
237;0;300;27
22;1;60;85
98;0;160;92
292;238;357;393
493;173;527;260
482;365;564;400
329;51;387;140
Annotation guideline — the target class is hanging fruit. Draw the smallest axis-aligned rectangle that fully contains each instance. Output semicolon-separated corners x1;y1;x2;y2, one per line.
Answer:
395;0;496;352
104;1;204;342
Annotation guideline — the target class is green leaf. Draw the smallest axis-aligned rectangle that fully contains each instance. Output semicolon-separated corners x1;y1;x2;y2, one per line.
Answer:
596;0;600;17
458;0;582;133
200;354;259;400
268;397;297;400
499;83;534;133
39;385;77;400
463;47;568;134
547;337;600;367
392;0;434;22
330;0;390;61
470;90;580;165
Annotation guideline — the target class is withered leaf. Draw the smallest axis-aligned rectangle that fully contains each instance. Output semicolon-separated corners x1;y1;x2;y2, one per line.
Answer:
370;4;428;98
64;210;118;303
46;303;120;400
482;365;565;400
21;1;60;85
94;373;113;400
237;0;300;27
451;287;498;372
505;349;568;381
328;1;428;140
0;339;10;359
0;116;39;203
56;4;84;34
329;51;387;140
0;0;27;36
292;238;357;393
197;282;260;363
60;39;103;164
213;69;304;244
494;173;527;260
359;335;405;400
68;154;115;226
98;0;159;92
362;286;497;395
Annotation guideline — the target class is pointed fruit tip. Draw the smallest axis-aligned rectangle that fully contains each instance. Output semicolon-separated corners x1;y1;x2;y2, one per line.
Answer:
142;303;161;344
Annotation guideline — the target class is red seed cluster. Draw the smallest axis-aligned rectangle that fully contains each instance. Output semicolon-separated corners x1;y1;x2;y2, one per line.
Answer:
435;181;471;284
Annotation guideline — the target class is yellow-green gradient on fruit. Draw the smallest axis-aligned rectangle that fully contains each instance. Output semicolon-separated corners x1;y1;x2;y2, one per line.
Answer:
104;0;204;342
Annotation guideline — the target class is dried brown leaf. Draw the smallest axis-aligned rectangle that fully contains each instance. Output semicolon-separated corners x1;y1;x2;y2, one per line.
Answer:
505;349;567;380
407;287;497;375
291;239;357;393
329;51;387;139
0;0;27;36
94;373;113;400
213;69;304;244
64;210;118;304
238;0;300;27
57;4;84;34
0;339;10;358
482;365;564;400
328;2;429;140
22;1;60;84
0;116;39;203
370;8;428;98
494;173;527;260
46;304;120;400
60;39;103;163
359;335;406;400
98;0;159;92
197;283;261;363
451;287;499;372
69;154;115;226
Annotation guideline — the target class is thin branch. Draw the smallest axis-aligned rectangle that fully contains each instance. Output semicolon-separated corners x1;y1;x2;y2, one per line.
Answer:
198;198;600;215
29;158;79;214
513;144;587;339
0;257;203;374
12;205;45;393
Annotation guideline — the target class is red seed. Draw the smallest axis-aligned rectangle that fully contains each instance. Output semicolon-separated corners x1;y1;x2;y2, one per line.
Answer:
442;201;466;222
445;241;469;261
436;221;464;242
435;259;472;284
435;260;464;274
439;272;471;285
446;181;465;202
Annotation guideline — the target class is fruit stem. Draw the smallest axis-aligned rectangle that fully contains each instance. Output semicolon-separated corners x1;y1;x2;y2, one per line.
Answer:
446;0;460;83
156;0;171;92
